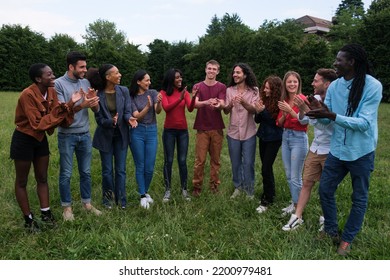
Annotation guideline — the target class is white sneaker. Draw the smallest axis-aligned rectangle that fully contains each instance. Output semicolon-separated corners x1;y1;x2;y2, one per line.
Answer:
182;189;191;201
256;204;268;214
318;215;325;232
281;202;295;216
140;197;150;209
282;214;304;231
230;188;241;199
145;193;154;204
162;190;171;202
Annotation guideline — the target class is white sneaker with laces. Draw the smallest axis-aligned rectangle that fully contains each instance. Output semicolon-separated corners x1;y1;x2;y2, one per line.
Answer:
256;204;268;214
140;197;150;209
162;190;171;202
145;193;154;204
318;215;325;232
282;214;304;231
281;202;295;216
230;188;241;199
182;189;191;201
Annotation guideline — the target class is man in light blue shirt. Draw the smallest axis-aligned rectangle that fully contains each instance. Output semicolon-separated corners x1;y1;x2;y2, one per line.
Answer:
306;44;382;256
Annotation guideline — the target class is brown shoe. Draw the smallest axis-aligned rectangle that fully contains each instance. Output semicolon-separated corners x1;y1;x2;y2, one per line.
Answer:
192;187;201;197
83;203;102;216
63;207;75;221
210;186;220;194
337;241;351;256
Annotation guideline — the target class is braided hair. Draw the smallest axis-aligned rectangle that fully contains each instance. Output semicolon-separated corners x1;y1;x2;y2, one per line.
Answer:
340;44;371;116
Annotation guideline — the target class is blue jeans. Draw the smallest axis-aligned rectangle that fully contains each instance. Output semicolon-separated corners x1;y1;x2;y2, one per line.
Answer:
99;135;128;207
319;152;375;243
130;124;158;196
58;132;92;206
227;135;256;196
162;129;189;190
281;129;308;204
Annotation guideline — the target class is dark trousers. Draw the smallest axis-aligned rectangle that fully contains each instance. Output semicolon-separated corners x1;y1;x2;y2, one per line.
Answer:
259;138;282;205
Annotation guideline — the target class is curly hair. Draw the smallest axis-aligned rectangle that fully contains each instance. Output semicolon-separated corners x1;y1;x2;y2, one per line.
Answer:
228;63;258;90
260;75;283;119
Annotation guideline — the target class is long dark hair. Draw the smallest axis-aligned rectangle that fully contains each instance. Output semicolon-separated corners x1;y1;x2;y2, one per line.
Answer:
340;44;371;116
161;68;184;96
228;63;258;90
129;69;148;98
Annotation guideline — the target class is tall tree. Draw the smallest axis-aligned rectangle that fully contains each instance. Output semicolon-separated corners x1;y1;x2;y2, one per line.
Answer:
82;19;146;86
328;0;365;53
0;24;49;91
47;33;81;77
336;0;365;18
360;0;390;101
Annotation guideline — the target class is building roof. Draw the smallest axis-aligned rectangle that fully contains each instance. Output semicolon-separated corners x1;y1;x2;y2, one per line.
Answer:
295;15;332;34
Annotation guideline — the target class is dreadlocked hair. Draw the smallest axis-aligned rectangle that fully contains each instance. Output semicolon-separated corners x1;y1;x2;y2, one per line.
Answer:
340;44;371;116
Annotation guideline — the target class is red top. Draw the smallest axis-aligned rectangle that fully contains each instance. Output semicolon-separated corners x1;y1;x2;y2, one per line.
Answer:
161;88;194;129
276;93;308;132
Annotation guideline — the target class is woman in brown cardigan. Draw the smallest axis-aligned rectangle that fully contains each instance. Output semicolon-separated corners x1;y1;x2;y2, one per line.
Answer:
10;63;81;232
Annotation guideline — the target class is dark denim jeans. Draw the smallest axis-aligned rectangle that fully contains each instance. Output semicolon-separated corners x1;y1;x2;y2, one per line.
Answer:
319;151;375;243
162;128;189;190
99;135;128;207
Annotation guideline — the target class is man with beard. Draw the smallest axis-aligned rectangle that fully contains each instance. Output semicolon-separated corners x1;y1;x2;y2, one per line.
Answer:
55;51;102;221
306;44;382;256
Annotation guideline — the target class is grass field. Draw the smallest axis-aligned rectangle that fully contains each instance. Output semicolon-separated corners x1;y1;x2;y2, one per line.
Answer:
0;91;389;260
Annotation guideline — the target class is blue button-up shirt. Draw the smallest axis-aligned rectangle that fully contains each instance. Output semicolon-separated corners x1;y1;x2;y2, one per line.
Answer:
319;75;382;161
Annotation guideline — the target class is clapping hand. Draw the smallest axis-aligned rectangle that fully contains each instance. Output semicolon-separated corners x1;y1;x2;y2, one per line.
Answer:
180;86;187;101
128;116;138;128
112;112;118;127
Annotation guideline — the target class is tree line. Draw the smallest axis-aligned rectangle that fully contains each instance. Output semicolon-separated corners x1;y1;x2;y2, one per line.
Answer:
0;0;389;101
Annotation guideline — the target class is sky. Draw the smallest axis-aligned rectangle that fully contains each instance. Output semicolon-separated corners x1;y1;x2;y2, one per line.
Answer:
1;0;374;52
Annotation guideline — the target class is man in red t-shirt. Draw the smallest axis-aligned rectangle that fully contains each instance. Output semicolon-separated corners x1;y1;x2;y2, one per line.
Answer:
191;60;227;196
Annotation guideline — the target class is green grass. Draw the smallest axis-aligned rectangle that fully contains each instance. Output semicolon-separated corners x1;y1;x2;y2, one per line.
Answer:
0;91;389;260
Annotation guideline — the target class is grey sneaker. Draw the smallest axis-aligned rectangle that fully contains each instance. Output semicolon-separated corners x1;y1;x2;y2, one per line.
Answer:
182;189;191;201
281;202;295;217
230;188;241;199
282;214;304;231
163;190;171;202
